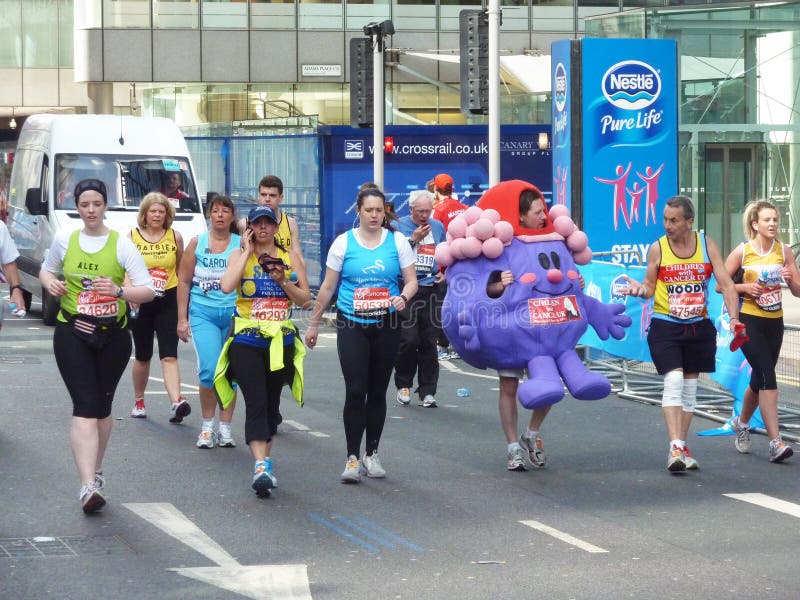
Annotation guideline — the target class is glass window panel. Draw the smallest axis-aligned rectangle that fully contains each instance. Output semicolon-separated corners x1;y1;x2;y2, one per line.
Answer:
251;0;296;30
298;0;343;30
0;0;22;68
345;0;390;32
440;0;481;31
392;0;435;31
531;6;573;32
501;0;529;32
154;0;199;29
103;0;151;28
60;0;75;67
74;0;102;28
24;0;60;68
202;0;248;29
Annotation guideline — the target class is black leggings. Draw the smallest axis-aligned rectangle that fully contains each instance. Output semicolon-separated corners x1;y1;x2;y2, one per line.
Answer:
336;311;401;457
131;287;179;361
740;313;783;391
54;322;132;419
227;341;294;445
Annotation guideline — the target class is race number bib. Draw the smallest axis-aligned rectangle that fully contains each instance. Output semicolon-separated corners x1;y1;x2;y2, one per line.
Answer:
527;296;581;325
149;267;169;297
666;282;705;320
77;290;119;318
756;286;782;312
353;287;391;317
415;244;435;273
250;297;290;321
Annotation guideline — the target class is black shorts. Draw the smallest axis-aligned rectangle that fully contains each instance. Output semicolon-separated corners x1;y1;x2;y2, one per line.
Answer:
131;286;179;361
647;317;716;375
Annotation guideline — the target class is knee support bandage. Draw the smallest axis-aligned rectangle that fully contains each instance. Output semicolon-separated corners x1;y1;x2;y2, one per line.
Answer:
662;370;684;408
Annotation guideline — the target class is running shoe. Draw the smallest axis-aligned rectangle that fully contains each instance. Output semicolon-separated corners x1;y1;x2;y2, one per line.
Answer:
196;429;214;449
130;398;146;418
419;394;437;408
667;444;686;472
437;349;450;361
507;446;527;471
683;445;699;470
94;471;105;491
769;439;794;463
448;349;460;360
396;388;411;406
252;458;277;497
360;452;386;478
216;426;236;448
169;397;191;424
80;483;106;514
341;455;362;483
520;434;546;468
732;416;751;454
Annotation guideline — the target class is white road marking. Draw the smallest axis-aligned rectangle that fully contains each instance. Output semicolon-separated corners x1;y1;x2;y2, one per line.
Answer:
284;419;309;431
124;502;312;599
520;520;608;553
309;431;330;438
439;360;497;380
724;493;800;518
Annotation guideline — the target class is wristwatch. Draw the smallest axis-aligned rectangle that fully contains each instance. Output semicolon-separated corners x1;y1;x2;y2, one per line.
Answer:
115;286;124;298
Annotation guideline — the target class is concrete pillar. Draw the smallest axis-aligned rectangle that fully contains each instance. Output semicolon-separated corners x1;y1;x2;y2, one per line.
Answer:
87;82;114;114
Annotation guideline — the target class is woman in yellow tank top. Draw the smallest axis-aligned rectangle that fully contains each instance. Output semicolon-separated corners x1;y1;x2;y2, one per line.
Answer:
724;200;800;462
128;192;188;424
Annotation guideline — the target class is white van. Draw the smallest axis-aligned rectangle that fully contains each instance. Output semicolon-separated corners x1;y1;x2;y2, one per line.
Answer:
7;114;207;324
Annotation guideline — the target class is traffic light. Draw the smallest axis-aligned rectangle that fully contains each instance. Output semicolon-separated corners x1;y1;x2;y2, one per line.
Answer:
459;9;489;115
383;136;394;154
350;37;373;128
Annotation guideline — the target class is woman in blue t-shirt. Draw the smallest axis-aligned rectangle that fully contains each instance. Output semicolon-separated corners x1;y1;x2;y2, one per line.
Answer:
305;186;418;483
177;195;241;450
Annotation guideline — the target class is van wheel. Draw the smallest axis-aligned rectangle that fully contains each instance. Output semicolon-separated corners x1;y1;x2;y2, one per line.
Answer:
41;286;60;326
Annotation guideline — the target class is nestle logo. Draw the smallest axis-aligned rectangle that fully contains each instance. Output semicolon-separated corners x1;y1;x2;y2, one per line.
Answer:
601;60;661;110
554;63;567;113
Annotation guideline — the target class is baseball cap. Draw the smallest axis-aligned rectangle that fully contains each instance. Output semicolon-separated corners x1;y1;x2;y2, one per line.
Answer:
433;173;453;192
248;205;278;224
74;179;108;204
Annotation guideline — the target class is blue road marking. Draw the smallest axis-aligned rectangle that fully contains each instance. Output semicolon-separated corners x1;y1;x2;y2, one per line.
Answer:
350;515;425;552
307;513;380;554
330;515;396;549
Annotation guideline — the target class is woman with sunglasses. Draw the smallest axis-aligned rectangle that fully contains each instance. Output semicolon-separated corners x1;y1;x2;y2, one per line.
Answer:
215;205;311;497
39;179;155;513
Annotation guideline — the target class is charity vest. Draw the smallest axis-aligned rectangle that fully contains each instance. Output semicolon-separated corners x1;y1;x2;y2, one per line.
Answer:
433;197;467;230
653;232;712;323
234;247;295;344
190;232;241;307
58;230;126;323
274;212;294;251
337;229;401;324
740;240;785;318
131;228;179;296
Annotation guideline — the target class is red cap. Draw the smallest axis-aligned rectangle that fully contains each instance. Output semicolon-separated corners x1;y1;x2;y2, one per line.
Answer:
433;173;453;193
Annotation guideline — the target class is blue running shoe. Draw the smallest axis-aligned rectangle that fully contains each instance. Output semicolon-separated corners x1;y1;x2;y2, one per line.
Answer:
252;458;277;497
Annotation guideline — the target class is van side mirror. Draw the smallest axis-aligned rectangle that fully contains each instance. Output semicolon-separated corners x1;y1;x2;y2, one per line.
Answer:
25;187;46;215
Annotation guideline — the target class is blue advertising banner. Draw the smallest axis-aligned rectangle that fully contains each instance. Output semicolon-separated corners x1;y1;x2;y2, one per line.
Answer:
318;125;552;256
551;40;572;212
580;39;678;266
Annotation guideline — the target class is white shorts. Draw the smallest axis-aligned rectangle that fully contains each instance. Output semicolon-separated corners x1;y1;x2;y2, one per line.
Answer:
497;368;528;380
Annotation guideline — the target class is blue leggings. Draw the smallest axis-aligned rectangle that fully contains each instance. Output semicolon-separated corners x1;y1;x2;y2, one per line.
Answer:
189;302;235;388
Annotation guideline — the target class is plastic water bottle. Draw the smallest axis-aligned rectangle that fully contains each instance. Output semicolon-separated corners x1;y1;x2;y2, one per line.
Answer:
456;388;471;397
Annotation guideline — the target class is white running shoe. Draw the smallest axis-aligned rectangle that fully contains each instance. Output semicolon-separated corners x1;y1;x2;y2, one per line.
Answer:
360;452;386;478
169;397;191;424
732;416;751;454
130;398;146;418
667;444;686;472
520;435;546;468
196;429;214;449
341;455;362;483
216;427;236;448
419;394;437;408
683;445;699;470
769;439;793;463
396;388;411;406
507;446;527;471
80;483;106;514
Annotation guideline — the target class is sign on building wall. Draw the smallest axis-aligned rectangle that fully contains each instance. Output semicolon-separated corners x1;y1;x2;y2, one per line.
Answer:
302;64;342;77
553;38;678;266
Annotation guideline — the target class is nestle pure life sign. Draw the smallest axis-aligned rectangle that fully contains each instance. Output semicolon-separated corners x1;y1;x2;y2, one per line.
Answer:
552;38;678;267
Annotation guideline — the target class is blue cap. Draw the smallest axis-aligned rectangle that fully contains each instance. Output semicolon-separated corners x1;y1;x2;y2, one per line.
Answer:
248;205;277;224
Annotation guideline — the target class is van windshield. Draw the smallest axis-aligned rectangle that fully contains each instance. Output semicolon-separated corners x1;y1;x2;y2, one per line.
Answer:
55;154;201;213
